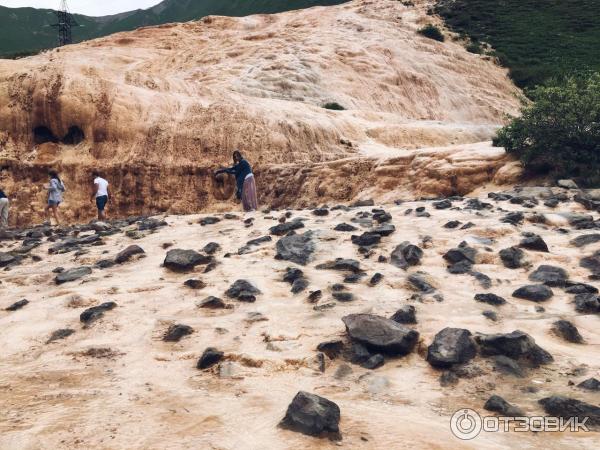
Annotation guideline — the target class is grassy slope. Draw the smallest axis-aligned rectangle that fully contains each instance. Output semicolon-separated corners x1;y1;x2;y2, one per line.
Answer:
434;0;600;89
0;0;349;58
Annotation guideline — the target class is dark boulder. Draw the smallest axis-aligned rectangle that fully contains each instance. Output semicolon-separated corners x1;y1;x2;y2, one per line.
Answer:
316;258;361;273
283;267;304;284
426;328;477;368
390;305;417;324
196;347;224;369
500;211;524;226
499;247;525;269
351;232;381;247
55;266;92;284
197;296;227;309
578;378;600;391
433;199;452;209
474;293;506;306
390;242;423;269
571;234;600;248
163;324;194;342
199;216;221;226
529;265;569;287
291;278;309;294
202;242;221;255
312;208;329;217
538;396;600;427
369;272;383;286
574;293;600;313
5;299;29;311
225;279;261;301
407;272;436;293
80;302;117;324
519;234;549;252
580;251;600;277
279;391;341;439
269;220;304;236
184;279;206;289
164;249;212;272
484;395;524;416
342;314;419;356
317;340;344;359
275;232;315;266
115;245;145;264
475;330;553;367
552;320;583;343
46;328;75;344
334;223;357;232
512;284;553;302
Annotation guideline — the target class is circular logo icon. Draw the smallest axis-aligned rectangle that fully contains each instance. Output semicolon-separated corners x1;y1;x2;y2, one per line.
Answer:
450;408;482;440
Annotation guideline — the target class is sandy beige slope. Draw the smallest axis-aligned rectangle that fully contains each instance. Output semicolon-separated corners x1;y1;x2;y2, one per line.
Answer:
0;0;521;226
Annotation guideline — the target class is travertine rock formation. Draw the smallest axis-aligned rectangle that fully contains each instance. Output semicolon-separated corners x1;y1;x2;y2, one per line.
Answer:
0;0;521;225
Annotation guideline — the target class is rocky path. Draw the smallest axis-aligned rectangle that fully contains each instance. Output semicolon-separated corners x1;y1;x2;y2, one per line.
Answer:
1;188;599;449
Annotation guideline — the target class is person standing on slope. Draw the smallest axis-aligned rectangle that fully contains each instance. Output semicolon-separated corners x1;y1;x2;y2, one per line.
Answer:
91;171;109;221
45;170;65;225
214;150;258;212
0;187;9;228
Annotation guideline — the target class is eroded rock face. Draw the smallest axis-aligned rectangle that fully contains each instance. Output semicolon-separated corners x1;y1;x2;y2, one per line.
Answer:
0;0;521;226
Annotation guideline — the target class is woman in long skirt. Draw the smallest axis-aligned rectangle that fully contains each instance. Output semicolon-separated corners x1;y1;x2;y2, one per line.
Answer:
215;150;258;212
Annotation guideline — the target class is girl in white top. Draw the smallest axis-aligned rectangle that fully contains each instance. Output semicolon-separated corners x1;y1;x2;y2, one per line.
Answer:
91;170;109;220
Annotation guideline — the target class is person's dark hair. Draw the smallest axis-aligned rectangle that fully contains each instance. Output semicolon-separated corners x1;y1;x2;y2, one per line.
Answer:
48;170;60;182
92;170;100;178
232;150;242;162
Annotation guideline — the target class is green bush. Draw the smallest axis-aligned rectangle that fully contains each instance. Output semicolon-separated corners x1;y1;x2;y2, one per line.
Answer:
466;41;482;54
417;24;445;42
323;102;346;111
494;72;600;185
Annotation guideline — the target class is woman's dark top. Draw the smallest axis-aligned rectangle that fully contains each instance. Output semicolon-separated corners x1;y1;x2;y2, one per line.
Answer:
0;189;6;199
217;159;253;198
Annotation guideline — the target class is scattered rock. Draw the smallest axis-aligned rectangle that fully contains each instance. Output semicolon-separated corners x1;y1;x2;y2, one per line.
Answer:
475;330;553;367
332;292;354;302
269;220;304;236
443;243;476;273
225;279;261;301
564;282;598;294
484;395;524;416
55;266;92;284
184;279;206;289
369;272;383;286
574;293;600;313
499;247;525;269
444;220;461;229
474;293;506;306
501;211;524;226
482;310;498;321
362;354;385;369
313;207;329;216
558;179;579;189
351;232;381;247
80;302;117;324
571;234;600;248
163;249;212;272
291;278;309;294
317;340;344;359
163;324;194;342
199;216;221;226
529;265;569;287
197;296;227;309
197;347;224;369
308;290;322;303
46;328;75;344
580;251;600;278
342;314;419;356
115;245;145;264
275;232;315;265
552;320;583;343
279;391;341;440
390;242;423;269
492;355;525;377
577;378;600;391
519;234;549;252
202;242;221;255
512;284;553;302
316;258;361;273
433;199;452;209
334;223;357;232
426;328;477;368
5;299;29;311
407;272;436;293
538;396;600;427
390;305;416;324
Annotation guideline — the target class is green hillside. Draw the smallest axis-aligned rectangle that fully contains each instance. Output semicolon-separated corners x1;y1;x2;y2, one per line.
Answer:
434;0;600;89
0;0;349;58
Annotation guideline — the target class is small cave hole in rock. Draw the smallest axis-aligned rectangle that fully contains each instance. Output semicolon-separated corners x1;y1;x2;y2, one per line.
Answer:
62;126;85;145
33;126;58;145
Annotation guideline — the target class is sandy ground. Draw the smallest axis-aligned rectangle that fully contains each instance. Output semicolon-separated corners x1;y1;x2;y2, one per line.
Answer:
1;191;599;449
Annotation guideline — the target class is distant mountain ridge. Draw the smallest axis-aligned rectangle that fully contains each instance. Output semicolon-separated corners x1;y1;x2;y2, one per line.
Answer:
0;0;350;57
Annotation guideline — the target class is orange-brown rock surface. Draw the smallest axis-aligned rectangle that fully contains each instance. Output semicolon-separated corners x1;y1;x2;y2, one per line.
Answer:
0;0;521;226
